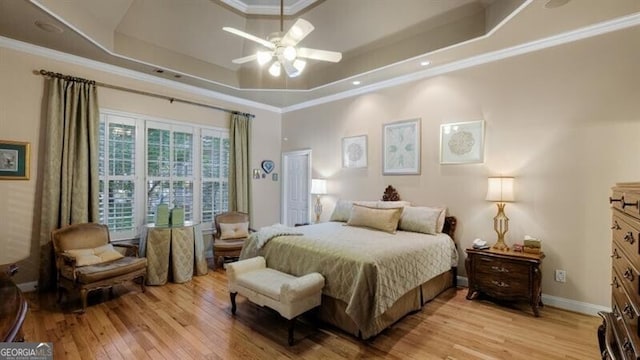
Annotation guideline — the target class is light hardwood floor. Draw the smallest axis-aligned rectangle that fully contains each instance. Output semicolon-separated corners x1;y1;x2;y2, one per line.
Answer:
23;268;601;359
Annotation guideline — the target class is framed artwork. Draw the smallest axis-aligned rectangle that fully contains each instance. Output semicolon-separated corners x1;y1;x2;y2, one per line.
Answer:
440;120;485;164
383;118;421;175
342;135;367;168
0;140;30;180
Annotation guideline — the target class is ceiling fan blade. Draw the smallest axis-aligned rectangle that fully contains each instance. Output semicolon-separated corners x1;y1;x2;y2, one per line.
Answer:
297;48;342;63
281;18;314;47
223;27;275;49
232;54;258;64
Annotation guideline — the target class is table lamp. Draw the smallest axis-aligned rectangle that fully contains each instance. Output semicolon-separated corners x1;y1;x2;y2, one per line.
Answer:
311;179;327;223
486;176;515;251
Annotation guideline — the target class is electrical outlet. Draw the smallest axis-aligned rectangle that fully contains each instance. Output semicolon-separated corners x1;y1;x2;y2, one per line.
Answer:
555;269;566;283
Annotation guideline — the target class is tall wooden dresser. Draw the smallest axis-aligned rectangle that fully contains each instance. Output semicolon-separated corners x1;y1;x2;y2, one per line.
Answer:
599;183;640;359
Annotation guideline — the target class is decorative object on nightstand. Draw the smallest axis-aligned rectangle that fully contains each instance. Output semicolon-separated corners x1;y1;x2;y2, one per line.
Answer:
311;179;327;223
465;248;544;316
598;182;640;359
486;176;515;251
523;235;542;254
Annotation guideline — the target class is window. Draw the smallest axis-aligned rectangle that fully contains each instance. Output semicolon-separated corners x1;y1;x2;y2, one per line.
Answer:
201;129;229;223
99;110;229;239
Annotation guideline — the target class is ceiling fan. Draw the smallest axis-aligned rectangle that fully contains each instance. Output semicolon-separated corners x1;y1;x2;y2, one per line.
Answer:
223;0;342;78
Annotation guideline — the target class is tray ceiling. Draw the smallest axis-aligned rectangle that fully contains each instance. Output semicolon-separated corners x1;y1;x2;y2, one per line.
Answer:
0;0;638;109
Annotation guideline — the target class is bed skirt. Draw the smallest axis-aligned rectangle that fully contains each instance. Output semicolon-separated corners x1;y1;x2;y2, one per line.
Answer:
315;268;455;339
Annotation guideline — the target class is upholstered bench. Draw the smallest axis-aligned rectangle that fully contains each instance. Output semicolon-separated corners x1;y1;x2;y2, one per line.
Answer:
226;256;324;345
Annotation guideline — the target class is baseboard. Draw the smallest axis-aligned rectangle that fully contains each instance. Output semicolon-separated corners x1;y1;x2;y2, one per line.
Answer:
17;281;38;293
456;276;609;316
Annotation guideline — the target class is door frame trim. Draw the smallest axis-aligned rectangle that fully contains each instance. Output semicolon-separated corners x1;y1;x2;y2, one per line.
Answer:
281;149;312;225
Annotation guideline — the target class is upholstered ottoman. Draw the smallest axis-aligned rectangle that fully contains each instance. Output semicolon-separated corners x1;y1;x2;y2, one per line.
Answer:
226;256;324;345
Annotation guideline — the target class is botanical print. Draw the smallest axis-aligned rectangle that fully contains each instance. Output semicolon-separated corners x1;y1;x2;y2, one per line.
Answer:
440;120;484;164
383;119;420;175
342;135;367;168
0;149;18;171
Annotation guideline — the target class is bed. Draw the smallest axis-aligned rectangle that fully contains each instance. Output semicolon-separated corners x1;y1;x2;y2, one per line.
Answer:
239;190;458;339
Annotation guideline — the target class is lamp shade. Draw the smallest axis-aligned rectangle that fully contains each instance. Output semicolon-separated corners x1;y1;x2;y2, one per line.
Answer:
486;177;515;202
311;179;327;195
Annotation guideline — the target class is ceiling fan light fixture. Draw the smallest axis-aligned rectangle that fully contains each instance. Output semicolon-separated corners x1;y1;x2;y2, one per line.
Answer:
257;51;272;65
269;62;281;77
283;46;297;61
293;59;306;73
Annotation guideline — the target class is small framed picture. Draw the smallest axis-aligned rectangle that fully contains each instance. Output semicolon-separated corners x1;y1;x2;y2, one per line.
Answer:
342;135;367;168
439;120;485;164
0;140;30;180
272;173;278;181
383;118;421;175
252;168;261;179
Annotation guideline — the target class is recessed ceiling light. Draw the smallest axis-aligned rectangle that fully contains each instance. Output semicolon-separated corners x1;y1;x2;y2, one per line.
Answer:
544;0;570;9
34;20;63;34
420;60;431;66
352;81;361;85
154;69;164;74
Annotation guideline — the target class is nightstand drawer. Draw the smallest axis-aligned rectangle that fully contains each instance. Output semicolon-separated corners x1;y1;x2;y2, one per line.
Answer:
612;287;640;354
475;276;529;299
474;255;529;278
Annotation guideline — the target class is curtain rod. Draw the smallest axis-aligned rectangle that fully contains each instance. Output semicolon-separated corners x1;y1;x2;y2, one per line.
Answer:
36;69;255;119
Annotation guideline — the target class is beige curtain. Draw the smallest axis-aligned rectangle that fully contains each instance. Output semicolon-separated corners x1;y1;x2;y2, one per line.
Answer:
38;75;100;290
228;113;251;215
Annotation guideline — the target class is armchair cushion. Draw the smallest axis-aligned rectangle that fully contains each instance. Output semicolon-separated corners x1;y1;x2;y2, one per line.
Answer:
65;244;124;266
219;222;249;240
62;256;147;284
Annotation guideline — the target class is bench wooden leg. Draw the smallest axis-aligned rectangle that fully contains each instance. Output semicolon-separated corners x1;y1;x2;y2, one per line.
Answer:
288;317;296;346
230;292;237;315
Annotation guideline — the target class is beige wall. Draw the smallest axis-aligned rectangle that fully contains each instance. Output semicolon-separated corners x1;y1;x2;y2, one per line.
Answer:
0;47;281;285
282;27;640;307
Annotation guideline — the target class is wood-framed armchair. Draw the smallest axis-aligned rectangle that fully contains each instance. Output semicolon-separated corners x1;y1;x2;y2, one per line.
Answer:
213;211;253;269
51;223;147;312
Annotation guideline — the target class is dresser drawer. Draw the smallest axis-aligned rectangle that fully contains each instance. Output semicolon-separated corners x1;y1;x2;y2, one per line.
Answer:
612;279;640;342
612;291;640;359
613;252;640;306
612;213;640;269
612;189;640;219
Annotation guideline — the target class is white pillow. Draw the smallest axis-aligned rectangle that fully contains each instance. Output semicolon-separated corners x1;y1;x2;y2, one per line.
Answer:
330;200;354;222
65;244;124;267
220;222;249;240
377;200;411;209
398;206;441;235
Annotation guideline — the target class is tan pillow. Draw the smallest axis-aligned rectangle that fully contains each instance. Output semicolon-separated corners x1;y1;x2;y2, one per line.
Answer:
347;205;403;233
398;206;441;235
220;222;249;240
65;244;124;267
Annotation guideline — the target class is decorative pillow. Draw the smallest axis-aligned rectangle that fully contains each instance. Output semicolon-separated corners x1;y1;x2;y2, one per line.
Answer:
347;204;403;233
65;244;124;267
398;206;441;235
354;200;379;208
377;200;411;209
220;222;249;240
330;200;354;222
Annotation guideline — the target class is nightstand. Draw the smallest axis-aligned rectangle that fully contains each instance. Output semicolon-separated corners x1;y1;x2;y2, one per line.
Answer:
465;248;545;316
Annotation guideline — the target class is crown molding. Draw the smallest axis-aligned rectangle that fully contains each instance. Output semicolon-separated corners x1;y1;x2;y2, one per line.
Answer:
282;11;640;113
0;36;282;114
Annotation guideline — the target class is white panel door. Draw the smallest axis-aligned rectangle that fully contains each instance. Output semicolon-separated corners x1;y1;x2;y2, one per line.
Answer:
282;150;311;226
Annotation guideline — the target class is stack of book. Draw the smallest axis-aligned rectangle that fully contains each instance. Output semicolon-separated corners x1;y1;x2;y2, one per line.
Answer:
523;236;541;254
